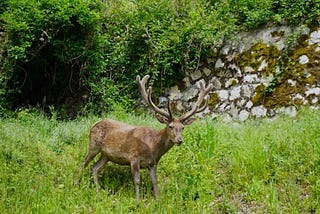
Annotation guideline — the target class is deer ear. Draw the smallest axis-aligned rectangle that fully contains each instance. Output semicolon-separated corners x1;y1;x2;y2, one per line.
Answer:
182;117;195;125
156;114;169;124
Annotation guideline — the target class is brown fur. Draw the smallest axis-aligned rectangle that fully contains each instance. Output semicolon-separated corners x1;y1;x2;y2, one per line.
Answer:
80;118;187;201
78;75;213;201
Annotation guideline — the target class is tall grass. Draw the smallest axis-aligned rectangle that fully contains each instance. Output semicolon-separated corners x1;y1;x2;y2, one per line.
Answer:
0;108;319;213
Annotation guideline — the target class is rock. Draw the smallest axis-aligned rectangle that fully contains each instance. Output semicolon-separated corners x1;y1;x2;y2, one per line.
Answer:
292;93;304;100
225;78;239;88
309;29;320;45
251;105;267;118
243;74;258;83
218;90;229;100
191;70;202;81
236;97;247;107
183;77;191;88
299;55;309;64
276;106;297;117
169;86;182;100
261;75;274;87
183;86;199;101
229;103;238;119
158;97;168;107
215;58;224;68
245;100;253;109
239;110;250;121
244;66;255;73
229;86;241;100
221;113;232;122
241;85;253;97
288;79;297;86
210;77;222;90
258;60;268;71
305;87;320;96
311;97;318;104
217;103;227;113
292;93;308;104
228;64;242;77
203;67;212;76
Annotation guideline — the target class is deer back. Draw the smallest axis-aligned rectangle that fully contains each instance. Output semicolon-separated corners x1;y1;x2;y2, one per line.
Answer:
89;119;169;167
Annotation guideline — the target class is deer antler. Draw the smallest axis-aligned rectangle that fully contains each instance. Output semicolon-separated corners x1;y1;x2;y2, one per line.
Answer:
136;75;171;119
136;75;150;102
179;79;213;122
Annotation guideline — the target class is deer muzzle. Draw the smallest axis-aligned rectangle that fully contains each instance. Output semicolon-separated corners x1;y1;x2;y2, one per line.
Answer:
175;137;183;146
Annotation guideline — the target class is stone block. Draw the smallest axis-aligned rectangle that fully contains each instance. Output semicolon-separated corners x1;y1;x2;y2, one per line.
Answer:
218;90;229;100
215;58;224;68
239;110;250;121
203;67;212;76
210;77;222;90
229;86;241;101
191;70;202;81
251;105;267;118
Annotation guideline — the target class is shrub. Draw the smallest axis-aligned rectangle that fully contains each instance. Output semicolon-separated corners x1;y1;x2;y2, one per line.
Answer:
1;0;319;116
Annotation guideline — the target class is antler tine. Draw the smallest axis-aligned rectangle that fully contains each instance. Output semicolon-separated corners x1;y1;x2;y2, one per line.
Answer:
147;86;171;118
196;96;209;113
180;80;213;122
137;75;171;119
167;100;173;119
136;75;150;103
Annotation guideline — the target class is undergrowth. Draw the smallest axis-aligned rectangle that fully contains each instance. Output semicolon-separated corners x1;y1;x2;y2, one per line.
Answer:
0;108;319;213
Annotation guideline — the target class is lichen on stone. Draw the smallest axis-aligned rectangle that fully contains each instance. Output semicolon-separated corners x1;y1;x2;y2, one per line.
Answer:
208;92;220;109
238;41;281;76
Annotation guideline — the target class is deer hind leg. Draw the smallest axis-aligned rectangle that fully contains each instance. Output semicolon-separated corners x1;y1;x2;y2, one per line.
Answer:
74;146;100;185
130;159;141;201
83;144;101;168
92;154;108;186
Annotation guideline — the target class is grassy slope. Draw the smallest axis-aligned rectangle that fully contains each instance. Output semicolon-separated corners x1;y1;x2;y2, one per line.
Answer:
0;109;319;213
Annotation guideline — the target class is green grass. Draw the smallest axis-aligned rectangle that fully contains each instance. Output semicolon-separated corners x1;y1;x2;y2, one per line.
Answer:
0;108;320;213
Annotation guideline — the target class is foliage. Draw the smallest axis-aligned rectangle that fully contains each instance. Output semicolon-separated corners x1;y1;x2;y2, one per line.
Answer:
0;0;106;115
0;108;319;212
271;0;320;26
0;0;320;116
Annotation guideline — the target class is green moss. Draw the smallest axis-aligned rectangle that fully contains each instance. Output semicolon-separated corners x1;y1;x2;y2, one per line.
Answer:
271;30;285;37
231;79;238;86
238;41;281;76
251;84;266;106
246;33;320;109
208;92;220;109
264;82;300;108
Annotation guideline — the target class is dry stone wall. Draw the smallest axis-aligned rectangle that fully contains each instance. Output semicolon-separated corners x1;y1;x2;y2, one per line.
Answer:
166;26;320;121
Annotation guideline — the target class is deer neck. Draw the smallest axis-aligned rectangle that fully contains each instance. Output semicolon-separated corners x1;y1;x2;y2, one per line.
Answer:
153;128;174;162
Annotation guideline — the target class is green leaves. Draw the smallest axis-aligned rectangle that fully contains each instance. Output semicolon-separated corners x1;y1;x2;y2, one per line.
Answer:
1;0;320;116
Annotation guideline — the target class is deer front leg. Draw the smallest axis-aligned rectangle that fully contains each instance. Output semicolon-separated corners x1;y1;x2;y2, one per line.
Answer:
149;165;159;198
130;159;141;201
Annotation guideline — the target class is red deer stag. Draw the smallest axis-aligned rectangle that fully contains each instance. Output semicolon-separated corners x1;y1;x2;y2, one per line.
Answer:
80;75;213;201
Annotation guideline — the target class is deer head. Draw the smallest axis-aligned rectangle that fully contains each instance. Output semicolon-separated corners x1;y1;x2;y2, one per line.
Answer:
136;75;213;145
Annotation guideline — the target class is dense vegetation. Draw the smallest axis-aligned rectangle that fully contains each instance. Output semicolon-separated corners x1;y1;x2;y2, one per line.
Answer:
0;108;319;212
1;0;320;116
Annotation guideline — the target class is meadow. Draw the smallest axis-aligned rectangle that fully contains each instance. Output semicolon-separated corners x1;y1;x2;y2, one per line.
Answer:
0;108;319;213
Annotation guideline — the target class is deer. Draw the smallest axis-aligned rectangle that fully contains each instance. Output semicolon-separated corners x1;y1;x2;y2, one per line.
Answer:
79;75;213;201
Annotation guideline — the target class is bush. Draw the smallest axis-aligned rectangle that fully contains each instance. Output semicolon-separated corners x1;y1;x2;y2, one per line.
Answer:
0;0;319;116
0;0;106;115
